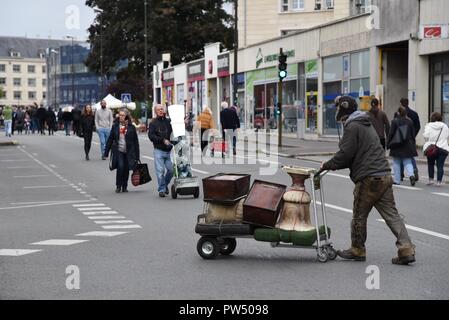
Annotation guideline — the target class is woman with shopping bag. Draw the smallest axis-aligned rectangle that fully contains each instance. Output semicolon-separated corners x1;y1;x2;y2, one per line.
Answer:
423;112;449;186
104;109;140;193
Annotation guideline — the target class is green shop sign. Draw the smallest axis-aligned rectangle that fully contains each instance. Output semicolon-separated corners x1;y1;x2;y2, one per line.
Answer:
256;49;296;69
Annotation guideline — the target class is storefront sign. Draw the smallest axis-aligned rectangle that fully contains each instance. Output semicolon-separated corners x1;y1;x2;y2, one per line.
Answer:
255;48;295;69
305;60;318;78
217;53;230;77
162;68;175;87
419;24;449;39
188;60;205;82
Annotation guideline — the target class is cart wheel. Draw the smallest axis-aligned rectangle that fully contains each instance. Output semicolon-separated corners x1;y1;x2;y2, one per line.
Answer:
326;246;337;261
197;236;220;260
171;185;177;199
193;187;200;199
317;248;329;263
220;238;237;256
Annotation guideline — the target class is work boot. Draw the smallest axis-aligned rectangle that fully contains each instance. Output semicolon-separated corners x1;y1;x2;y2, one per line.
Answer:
392;246;416;265
414;169;419;182
337;247;366;262
410;176;417;187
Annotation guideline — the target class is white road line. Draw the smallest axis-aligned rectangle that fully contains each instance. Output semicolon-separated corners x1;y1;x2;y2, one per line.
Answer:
73;204;106;207
30;239;89;246
393;185;423;191
94;220;135;225
24;185;70;189
102;225;142;230
88;216;127;220
76;231;129;237
82;211;119;216
7;166;40;169
0;201;92;211
12;200;90;205
13;175;52;178
78;207;112;211
377;220;449;241
433;193;449;198
1;159;30;162
0;249;42;256
313;200;449;242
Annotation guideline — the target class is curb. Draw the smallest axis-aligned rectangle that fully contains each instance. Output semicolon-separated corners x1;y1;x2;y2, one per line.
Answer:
0;141;19;146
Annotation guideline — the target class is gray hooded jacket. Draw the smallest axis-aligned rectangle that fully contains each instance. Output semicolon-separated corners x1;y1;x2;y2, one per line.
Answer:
323;112;391;183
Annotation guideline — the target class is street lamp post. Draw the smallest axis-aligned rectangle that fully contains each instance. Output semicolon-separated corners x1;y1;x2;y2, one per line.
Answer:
66;36;75;108
94;8;104;98
233;0;238;107
50;49;59;109
144;0;149;109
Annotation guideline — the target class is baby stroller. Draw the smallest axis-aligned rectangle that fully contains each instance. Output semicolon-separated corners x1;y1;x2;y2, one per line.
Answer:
171;137;200;199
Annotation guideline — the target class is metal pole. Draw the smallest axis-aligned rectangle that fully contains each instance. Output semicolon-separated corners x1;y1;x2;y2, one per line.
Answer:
54;53;57;109
278;48;283;148
71;37;75;108
144;0;149;108
100;17;104;98
233;0;238;107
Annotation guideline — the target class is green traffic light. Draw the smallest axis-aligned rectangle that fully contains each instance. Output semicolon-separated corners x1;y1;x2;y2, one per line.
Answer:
279;70;287;79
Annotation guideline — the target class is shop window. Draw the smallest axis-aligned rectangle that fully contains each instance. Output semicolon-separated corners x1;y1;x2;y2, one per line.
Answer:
351;51;370;78
350;78;370;96
323;81;342;135
323;56;343;82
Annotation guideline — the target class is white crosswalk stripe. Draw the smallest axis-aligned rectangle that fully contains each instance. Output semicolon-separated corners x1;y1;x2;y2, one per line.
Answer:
30;239;89;246
102;225;142;230
78;207;112;211
82;211;119;216
88;216;127;220
76;231;129;237
94;220;135;224
0;249;42;256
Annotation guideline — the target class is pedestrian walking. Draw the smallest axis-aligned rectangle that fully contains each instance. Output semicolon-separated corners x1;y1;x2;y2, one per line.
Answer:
423;112;449;187
220;101;240;157
95;100;114;160
61;108;73;136
398;98;421;181
368;98;390;150
81;105;95;161
196;106;216;155
72;107;82;136
148;104;174;198
15;107;25;135
36;105;47;135
46;107;56;136
388;106;418;186
321;96;416;265
30;103;39;134
104;109;140;193
2;105;12;137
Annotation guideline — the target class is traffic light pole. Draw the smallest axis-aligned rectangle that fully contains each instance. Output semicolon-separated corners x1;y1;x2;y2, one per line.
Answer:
278;80;283;148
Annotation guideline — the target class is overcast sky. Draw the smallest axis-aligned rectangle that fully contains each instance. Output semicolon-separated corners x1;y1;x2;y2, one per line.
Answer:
0;1;234;41
0;0;97;41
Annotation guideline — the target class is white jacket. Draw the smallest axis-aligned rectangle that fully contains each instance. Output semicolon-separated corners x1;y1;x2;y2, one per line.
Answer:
423;121;449;153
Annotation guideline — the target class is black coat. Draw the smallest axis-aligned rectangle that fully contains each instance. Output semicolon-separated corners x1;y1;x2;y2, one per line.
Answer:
104;122;140;171
148;117;173;152
388;117;418;158
81;114;95;134
46;110;56;127
220;108;240;130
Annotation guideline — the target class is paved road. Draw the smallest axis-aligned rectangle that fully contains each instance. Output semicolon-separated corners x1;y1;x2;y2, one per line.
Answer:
0;132;448;300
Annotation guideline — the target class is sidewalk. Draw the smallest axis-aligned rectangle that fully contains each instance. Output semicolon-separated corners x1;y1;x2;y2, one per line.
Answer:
0;135;19;146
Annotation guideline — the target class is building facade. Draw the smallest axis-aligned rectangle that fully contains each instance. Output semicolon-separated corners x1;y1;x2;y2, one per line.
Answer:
153;0;449;146
0;36;70;107
238;0;372;48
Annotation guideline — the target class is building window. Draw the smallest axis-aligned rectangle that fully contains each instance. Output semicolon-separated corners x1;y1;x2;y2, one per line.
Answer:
43;92;47;99
13;65;21;73
28;78;37;87
0;78;6;85
353;0;371;15
14;91;22;100
350;50;370;78
42;65;46;73
42;79;47;86
13;78;21;86
292;0;304;10
10;51;21;58
0;64;5;72
281;0;289;12
325;0;334;9
28;91;36;100
0;91;6;99
28;65;36;73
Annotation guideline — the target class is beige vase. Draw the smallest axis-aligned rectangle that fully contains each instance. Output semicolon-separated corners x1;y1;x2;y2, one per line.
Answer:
276;167;315;232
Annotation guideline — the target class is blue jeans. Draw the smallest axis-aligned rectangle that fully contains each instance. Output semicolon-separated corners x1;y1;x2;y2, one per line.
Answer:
4;120;12;136
64;121;71;136
154;149;173;193
393;158;414;184
427;150;448;182
97;128;111;156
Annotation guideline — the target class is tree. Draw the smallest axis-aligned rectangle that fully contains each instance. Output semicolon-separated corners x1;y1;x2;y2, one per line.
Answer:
85;0;234;78
0;86;4;99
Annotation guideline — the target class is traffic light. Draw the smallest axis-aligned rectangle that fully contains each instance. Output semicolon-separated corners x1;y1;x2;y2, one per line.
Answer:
278;50;288;82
